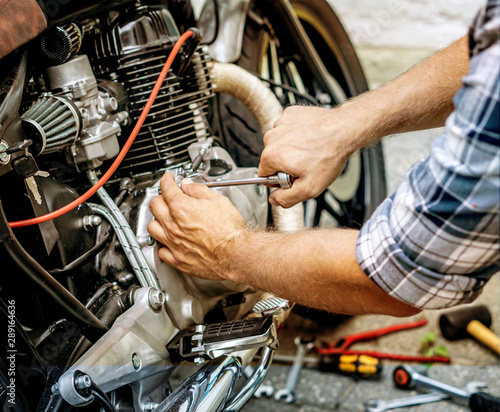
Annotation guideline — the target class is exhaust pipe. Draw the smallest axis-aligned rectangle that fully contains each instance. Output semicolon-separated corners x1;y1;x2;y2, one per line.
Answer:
211;62;304;233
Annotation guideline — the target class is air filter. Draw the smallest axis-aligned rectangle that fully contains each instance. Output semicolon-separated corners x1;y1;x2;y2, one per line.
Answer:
21;94;82;155
39;23;82;66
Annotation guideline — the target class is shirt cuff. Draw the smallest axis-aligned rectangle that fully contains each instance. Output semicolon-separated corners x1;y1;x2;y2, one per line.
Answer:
355;196;485;310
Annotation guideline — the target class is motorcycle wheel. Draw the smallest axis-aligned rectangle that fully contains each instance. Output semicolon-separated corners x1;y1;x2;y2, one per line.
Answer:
218;0;387;325
220;0;386;230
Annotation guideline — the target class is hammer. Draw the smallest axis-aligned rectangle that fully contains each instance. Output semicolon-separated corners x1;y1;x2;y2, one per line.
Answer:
439;305;500;355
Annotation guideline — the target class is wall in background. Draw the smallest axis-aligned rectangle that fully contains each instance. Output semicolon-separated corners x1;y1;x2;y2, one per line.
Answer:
328;0;483;49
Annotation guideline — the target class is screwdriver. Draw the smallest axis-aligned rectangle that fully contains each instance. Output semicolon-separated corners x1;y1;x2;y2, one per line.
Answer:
199;172;295;189
273;353;382;380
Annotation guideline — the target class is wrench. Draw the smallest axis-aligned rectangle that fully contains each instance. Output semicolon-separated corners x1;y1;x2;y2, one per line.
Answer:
200;172;294;189
393;366;486;406
364;392;450;412
274;337;315;403
242;365;274;398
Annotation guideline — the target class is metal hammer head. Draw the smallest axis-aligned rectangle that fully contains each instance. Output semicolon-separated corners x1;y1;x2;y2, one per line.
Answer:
439;305;492;340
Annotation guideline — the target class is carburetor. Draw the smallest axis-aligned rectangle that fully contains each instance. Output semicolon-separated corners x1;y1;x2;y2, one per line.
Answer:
42;54;129;169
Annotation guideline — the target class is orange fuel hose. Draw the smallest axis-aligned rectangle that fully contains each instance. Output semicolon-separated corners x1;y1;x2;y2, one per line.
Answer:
9;30;194;228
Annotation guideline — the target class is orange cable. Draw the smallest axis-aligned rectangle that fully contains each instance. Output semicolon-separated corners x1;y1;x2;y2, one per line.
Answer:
9;30;194;229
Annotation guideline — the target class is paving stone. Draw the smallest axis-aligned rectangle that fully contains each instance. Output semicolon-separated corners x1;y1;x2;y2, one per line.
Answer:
243;366;500;411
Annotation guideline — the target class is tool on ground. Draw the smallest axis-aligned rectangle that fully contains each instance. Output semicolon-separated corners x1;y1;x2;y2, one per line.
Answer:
200;172;295;189
439;305;500;355
273;353;382;380
393;365;500;411
242;365;274;398
364;392;450;412
316;319;451;363
274;337;315;403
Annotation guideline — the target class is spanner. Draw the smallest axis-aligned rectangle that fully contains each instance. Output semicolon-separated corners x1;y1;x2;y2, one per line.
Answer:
393;365;487;406
199;172;295;189
242;365;274;398
364;392;450;412
274;337;315;403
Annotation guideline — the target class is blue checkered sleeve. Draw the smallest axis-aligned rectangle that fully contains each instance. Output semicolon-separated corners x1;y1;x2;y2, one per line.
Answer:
356;0;500;309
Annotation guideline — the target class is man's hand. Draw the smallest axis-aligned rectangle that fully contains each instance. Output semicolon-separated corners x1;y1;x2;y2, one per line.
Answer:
259;106;358;208
258;37;468;209
147;172;247;280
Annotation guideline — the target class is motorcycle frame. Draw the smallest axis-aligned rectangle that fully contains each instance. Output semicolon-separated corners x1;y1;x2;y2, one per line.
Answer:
199;0;344;97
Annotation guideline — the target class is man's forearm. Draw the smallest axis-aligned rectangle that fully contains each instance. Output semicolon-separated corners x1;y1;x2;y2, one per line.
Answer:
223;228;419;317
341;36;469;153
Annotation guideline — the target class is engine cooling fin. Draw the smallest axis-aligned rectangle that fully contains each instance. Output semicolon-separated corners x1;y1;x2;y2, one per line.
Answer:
114;47;214;173
21;94;81;155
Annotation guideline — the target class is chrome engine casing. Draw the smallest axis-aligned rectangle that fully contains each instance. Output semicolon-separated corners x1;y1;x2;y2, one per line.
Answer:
135;141;268;330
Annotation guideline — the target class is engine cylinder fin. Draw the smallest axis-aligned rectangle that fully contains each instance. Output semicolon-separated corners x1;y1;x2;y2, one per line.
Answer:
112;47;213;173
21;94;81;155
86;4;214;174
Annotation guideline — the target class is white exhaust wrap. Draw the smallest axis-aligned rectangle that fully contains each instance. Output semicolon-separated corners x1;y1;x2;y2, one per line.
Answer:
211;62;304;232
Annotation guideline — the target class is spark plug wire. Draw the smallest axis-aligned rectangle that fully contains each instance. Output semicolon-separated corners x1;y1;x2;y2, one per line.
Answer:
9;30;194;228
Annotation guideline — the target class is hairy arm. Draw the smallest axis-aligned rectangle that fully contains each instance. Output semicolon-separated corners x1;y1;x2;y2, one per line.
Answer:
224;228;419;316
148;173;419;317
259;36;469;208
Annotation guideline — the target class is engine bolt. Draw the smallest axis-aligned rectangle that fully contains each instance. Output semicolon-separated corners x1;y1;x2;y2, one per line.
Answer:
132;353;142;370
83;215;102;231
75;374;92;390
137;235;155;247
191;324;206;348
193;357;205;366
0;140;11;165
51;383;59;395
148;288;165;311
145;401;159;411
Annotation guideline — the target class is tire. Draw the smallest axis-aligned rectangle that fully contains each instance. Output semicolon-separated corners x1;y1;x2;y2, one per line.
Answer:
220;0;386;229
217;0;387;325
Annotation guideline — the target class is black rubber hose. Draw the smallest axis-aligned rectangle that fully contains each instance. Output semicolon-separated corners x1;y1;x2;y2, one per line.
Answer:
202;0;220;46
49;232;111;276
90;383;116;412
0;198;108;343
250;72;320;105
85;282;114;309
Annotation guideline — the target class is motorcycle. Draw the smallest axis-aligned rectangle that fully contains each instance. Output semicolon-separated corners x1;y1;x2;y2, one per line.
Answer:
0;1;385;411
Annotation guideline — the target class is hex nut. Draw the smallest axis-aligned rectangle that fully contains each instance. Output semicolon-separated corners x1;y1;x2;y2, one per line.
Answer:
148;288;165;311
132;353;142;370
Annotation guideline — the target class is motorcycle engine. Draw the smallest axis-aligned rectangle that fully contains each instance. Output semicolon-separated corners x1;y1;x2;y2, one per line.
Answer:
21;4;268;329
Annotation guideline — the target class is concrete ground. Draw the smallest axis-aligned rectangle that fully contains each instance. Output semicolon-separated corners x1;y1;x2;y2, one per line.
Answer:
243;47;500;411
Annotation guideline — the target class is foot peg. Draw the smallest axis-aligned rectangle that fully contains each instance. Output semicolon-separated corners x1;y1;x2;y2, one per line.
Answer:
167;315;278;363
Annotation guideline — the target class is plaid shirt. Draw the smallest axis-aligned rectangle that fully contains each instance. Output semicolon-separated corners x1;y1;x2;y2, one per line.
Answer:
356;0;500;310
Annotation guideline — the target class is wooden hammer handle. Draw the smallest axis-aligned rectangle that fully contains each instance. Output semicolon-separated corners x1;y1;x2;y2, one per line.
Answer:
466;320;500;355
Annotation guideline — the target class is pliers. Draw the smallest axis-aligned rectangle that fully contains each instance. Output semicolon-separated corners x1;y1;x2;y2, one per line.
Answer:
316;319;451;363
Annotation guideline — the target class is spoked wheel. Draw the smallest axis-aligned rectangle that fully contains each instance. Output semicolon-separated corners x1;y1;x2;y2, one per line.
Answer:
217;0;387;324
220;0;386;230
